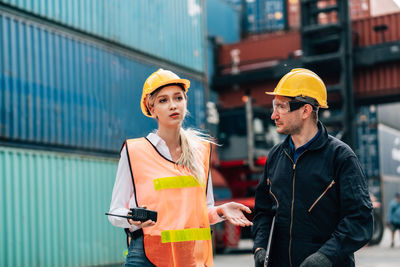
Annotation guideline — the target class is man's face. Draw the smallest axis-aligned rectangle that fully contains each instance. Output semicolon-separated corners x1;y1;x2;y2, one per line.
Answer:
271;95;303;135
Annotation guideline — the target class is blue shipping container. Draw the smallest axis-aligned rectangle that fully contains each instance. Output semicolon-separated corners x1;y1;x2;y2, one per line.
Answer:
206;0;241;82
355;105;380;178
207;0;240;44
225;0;286;33
0;11;206;153
246;0;286;33
0;0;205;72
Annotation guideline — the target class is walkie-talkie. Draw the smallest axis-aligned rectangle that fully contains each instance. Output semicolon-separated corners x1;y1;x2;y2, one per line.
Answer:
106;207;158;222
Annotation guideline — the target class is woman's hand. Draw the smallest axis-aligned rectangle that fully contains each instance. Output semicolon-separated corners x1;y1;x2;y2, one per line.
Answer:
128;219;156;228
127;206;156;228
217;202;253;227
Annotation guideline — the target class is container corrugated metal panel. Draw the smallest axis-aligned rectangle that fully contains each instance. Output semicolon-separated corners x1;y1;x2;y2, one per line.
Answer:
245;0;286;33
0;11;206;153
0;0;205;72
287;0;300;29
354;62;400;99
352;11;400;46
355;105;380;178
207;0;240;44
218;31;301;71
0;145;124;267
350;0;370;20
218;8;400;70
288;0;370;28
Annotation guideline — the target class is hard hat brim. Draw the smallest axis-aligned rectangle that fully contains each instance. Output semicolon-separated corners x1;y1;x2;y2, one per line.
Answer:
153;78;190;93
265;91;296;97
265;91;329;108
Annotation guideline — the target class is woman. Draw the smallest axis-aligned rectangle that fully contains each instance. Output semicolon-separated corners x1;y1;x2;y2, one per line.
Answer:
108;69;252;267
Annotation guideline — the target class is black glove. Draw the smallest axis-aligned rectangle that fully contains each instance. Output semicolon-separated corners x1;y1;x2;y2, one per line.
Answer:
299;252;332;267
254;248;266;267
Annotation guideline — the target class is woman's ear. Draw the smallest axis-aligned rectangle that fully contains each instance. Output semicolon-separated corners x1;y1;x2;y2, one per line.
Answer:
149;107;157;119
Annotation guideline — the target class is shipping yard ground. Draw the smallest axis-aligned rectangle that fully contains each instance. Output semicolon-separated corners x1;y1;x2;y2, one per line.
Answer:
214;228;400;267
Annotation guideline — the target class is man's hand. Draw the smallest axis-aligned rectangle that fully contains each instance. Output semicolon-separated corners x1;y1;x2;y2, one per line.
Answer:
254;248;266;267
299;252;332;267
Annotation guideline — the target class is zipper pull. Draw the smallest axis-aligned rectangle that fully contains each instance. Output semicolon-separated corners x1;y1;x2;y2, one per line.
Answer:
293;163;296;170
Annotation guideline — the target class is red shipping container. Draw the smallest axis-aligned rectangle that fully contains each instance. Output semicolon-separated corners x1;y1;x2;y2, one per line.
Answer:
219;62;400;109
351;0;371;20
217;12;400;109
352;12;400;45
218;12;400;71
218;31;301;74
354;62;400;100
287;0;370;29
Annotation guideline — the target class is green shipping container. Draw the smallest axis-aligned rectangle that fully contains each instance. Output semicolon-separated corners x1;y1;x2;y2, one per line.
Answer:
0;145;126;267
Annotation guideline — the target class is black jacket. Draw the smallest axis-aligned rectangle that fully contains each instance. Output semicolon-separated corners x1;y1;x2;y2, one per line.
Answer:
252;122;373;267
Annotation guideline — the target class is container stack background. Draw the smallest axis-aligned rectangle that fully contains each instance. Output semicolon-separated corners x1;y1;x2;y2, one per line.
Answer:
2;0;400;265
0;1;208;266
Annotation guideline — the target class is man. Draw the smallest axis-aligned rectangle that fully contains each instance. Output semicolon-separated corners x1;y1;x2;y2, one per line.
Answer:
252;68;373;267
387;192;400;248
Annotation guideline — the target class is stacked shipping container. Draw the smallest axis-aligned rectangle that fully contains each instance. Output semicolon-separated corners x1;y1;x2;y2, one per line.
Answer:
217;11;400;108
225;0;371;34
0;1;207;266
0;0;205;72
354;105;400;220
0;146;121;266
0;9;207;153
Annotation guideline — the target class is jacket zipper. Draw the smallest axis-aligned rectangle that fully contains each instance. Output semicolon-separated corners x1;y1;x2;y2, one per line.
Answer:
267;178;280;209
283;149;306;267
308;180;335;212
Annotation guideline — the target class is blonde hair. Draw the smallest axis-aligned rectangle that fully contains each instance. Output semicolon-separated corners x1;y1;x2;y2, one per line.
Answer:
177;128;213;185
147;86;214;185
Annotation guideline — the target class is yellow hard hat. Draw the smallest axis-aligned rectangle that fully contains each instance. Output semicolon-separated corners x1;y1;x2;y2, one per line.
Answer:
266;68;328;108
141;68;190;117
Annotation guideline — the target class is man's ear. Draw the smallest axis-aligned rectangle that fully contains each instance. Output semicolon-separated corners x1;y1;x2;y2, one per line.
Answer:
302;104;313;119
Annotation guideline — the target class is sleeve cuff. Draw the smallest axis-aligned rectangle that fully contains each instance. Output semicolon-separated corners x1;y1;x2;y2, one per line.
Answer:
208;206;225;224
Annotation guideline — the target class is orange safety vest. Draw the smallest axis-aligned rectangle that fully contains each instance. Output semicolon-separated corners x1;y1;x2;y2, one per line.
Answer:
125;137;213;267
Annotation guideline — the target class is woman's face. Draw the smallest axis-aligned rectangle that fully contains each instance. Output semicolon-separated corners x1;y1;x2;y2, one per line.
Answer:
149;85;187;127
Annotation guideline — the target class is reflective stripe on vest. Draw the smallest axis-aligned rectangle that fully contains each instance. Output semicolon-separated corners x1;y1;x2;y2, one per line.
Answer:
161;227;212;243
126;137;213;267
153;175;201;191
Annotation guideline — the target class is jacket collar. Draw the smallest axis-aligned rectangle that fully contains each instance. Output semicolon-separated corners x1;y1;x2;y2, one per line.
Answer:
282;121;328;151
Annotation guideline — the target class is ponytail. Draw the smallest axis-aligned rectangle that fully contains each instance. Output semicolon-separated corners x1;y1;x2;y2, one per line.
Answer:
177;128;213;185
